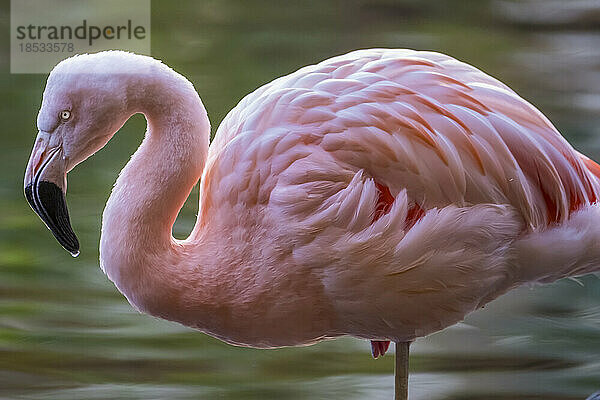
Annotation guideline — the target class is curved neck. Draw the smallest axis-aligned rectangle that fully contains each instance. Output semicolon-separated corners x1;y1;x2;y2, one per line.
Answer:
99;67;210;315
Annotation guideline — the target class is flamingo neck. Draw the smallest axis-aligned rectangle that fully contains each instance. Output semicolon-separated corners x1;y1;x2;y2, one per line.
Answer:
99;67;211;317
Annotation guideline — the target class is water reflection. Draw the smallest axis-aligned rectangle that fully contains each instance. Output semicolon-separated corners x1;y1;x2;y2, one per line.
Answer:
0;0;599;398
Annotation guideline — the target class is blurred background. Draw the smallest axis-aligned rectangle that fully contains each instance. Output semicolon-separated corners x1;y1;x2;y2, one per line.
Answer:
1;0;599;399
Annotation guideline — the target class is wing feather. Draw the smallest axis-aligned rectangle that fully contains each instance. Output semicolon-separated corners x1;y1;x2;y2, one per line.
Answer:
205;49;600;229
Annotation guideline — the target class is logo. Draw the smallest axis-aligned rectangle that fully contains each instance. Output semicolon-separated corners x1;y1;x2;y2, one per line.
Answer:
10;0;151;74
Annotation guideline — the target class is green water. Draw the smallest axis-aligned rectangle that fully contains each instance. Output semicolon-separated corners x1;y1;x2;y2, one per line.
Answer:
1;1;599;399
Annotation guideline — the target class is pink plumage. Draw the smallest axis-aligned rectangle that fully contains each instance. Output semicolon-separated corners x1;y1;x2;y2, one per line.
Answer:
25;49;600;356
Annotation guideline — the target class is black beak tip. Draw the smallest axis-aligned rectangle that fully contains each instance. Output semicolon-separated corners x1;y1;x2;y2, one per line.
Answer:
25;181;80;257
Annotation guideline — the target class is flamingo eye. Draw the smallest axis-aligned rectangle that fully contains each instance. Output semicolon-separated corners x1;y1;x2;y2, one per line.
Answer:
60;110;71;121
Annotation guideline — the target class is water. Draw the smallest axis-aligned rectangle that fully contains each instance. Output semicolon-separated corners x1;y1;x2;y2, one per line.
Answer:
1;0;599;398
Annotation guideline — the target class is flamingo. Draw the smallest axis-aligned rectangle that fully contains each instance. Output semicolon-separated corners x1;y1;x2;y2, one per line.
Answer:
24;49;600;399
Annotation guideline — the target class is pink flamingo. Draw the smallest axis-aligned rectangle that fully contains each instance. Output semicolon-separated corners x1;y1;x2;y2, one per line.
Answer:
24;49;600;399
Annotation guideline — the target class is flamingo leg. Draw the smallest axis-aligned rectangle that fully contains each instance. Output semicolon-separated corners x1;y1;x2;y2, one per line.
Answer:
370;340;391;358
395;342;410;400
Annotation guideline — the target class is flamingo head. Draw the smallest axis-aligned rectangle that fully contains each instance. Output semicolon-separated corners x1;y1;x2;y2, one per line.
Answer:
24;52;136;256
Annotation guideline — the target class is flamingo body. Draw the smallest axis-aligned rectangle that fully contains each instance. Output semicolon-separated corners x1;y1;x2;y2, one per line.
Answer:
25;49;600;351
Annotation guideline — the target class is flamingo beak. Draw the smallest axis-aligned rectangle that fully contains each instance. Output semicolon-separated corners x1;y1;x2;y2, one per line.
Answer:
24;135;80;257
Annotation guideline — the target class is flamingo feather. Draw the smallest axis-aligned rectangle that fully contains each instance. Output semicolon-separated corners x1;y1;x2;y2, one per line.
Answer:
24;48;600;362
